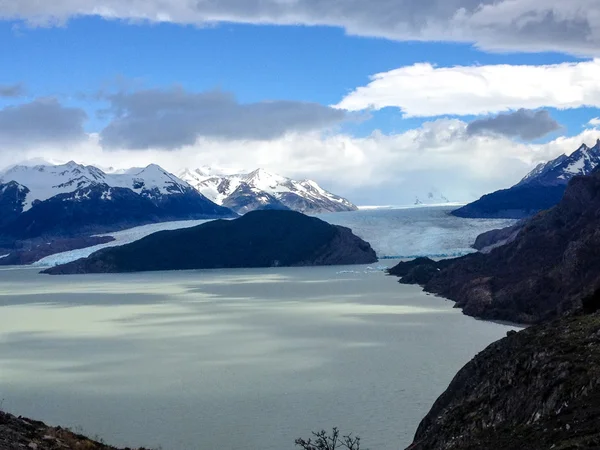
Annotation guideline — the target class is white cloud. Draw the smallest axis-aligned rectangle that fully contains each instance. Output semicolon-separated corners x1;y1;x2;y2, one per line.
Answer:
336;59;600;117
3;121;598;206
2;0;600;56
589;117;600;126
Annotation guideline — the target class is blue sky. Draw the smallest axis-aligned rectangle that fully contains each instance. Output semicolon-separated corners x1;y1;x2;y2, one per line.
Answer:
1;1;600;205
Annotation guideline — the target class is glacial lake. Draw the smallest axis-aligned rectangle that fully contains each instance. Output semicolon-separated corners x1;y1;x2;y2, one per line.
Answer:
0;263;518;450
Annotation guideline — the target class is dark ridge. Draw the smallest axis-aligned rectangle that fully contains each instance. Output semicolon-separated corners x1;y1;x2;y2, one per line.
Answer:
43;210;377;274
389;169;600;324
406;313;600;450
0;184;235;240
451;184;566;219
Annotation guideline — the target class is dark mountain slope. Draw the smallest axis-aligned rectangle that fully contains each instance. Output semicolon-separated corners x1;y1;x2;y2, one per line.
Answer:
43;210;377;274
406;311;600;450
452;140;600;219
451;184;566;219
0;181;28;228
389;168;600;324
0;184;234;240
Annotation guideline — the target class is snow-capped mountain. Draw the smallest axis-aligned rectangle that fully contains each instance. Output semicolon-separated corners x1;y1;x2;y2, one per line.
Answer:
0;161;233;239
179;167;358;214
1;161;203;210
452;139;600;219
517;139;600;187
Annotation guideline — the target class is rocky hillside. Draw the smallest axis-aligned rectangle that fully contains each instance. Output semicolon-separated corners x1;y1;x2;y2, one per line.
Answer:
405;311;600;450
43;210;377;274
0;410;148;450
389;167;600;324
452;140;600;219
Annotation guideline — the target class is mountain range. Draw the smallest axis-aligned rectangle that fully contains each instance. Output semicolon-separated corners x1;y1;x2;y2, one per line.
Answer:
452;139;600;219
0;160;359;266
179;167;358;214
0;161;233;241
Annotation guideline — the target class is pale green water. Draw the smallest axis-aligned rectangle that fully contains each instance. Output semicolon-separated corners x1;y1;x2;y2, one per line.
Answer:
0;264;518;449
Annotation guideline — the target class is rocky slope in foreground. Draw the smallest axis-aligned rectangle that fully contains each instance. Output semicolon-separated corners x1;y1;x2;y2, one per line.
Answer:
389;168;600;324
0;410;148;450
43;210;377;274
406;309;600;450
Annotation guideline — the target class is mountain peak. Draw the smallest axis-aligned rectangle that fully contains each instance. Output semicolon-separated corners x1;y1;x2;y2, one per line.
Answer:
142;163;165;172
516;140;600;187
453;139;600;219
184;167;357;214
243;168;288;190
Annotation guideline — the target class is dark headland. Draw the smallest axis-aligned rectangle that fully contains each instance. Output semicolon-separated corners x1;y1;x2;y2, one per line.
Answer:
43;210;377;275
393;167;600;449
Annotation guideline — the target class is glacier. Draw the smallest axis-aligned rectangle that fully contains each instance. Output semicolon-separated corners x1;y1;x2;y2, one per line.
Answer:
34;206;516;267
34;219;213;267
318;206;516;259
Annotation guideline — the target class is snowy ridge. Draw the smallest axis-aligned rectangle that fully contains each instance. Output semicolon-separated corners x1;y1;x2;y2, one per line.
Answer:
0;161;201;210
517;139;600;187
179;167;357;214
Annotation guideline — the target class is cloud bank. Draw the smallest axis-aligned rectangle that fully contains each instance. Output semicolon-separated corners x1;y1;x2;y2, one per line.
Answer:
2;0;600;56
0;98;87;148
0;84;25;98
100;87;346;149
336;60;600;116
467;109;561;141
3;117;599;205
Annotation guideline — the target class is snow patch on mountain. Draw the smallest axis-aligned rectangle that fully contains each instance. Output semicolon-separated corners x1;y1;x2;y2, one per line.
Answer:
0;161;200;210
179;167;357;214
517;139;600;187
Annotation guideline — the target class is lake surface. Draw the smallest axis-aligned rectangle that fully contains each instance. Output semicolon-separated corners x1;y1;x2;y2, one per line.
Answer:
0;264;518;450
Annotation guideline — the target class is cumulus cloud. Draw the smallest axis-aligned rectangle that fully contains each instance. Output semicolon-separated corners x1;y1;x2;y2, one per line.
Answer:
589;117;600;127
467;109;561;141
1;0;600;56
4;118;599;205
99;87;346;149
336;59;600;117
0;98;87;148
0;84;25;98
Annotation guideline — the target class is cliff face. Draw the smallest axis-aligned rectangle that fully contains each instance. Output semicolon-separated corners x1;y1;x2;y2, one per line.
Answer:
43;210;377;274
472;222;523;253
406;312;600;450
389;169;600;324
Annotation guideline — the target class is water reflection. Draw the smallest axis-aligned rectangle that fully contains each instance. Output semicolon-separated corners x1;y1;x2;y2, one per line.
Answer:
0;264;517;450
